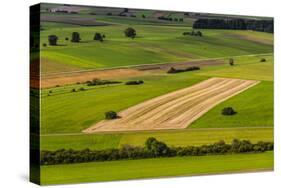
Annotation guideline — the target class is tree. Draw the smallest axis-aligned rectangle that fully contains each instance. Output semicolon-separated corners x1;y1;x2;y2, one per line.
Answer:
94;32;103;42
260;58;266;62
222;107;237;115
142;14;146;19
105;111;118;119
65;37;69;41
196;31;203;37
48;35;58;46
145;137;170;157
71;32;81;42
124;27;136;39
229;58;234;66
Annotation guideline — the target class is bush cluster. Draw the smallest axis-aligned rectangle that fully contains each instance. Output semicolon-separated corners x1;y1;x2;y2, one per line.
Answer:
260;58;266;62
105;111;118;120
40;138;273;165
183;30;203;37
222;107;237;115
125;80;144;85
167;66;200;74
86;78;121;86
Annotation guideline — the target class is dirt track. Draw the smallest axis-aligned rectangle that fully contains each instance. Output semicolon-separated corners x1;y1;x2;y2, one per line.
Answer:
83;78;259;133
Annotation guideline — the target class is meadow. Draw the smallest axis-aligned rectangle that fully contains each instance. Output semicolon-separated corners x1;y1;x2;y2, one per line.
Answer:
41;127;273;151
40;151;273;185
40;20;273;74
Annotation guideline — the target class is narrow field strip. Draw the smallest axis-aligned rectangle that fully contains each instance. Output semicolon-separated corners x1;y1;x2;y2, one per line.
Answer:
84;77;259;133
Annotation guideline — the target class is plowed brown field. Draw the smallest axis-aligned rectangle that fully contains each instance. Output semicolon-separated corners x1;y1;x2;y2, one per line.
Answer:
83;78;259;133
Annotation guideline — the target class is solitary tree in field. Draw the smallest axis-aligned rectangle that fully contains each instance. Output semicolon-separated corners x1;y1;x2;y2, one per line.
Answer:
222;107;237;115
71;32;81;42
94;32;103;42
124;27;136;39
229;58;234;66
48;35;58;46
105;111;118;119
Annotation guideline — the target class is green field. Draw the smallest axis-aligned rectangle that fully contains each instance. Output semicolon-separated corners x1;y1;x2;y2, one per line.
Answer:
40;20;273;73
41;151;273;185
41;127;273;151
41;55;273;134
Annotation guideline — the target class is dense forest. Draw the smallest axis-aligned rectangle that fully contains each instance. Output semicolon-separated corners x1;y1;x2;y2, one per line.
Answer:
193;18;273;33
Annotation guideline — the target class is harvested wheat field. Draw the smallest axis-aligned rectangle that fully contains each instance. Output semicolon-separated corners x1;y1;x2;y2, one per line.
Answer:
83;78;259;133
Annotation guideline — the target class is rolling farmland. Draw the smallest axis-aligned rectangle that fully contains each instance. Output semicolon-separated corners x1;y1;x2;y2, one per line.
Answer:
84;78;259;133
35;3;274;184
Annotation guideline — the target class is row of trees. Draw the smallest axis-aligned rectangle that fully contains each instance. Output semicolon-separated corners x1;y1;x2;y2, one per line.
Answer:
193;18;273;33
167;66;200;74
47;28;137;46
183;30;203;37
158;16;184;22
40;138;273;165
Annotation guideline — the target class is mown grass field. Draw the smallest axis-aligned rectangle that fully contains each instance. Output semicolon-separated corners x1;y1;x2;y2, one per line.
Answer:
40;151;273;185
40;20;273;73
41;127;273;151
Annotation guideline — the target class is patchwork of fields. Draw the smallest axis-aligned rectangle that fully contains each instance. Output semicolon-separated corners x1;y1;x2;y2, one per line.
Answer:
35;4;274;184
84;78;259;133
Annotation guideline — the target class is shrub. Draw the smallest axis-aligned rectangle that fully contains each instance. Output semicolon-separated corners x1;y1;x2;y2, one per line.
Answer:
124;27;136;39
94;32;103;42
260;58;266;62
43;43;47;47
105;111;118;120
48;35;58;46
79;87;85;91
142;14;146;18
49;90;52;93
65;37;69;41
71;88;76;92
86;78;121;86
229;58;234;66
125;80;144;85
71;32;81;42
182;30;203;37
222;107;237;115
107;12;112;16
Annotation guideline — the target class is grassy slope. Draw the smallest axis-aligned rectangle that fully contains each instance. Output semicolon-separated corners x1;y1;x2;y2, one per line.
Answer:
40;151;273;185
190;81;273;128
40;74;206;134
41;127;273;151
190;55;273;128
41;55;273;134
40;21;273;73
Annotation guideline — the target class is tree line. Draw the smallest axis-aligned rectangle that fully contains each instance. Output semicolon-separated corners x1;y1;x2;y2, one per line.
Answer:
193;18;273;33
41;137;273;165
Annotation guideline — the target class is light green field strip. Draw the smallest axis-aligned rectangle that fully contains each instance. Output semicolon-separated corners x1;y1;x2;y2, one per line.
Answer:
40;151;273;185
40;127;273;151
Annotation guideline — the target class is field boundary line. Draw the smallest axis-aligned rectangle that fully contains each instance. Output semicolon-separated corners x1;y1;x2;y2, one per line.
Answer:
40;126;273;137
41;53;273;77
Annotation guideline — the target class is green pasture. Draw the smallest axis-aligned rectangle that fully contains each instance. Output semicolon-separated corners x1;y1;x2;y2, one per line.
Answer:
41;127;273;151
40;151;273;185
40;21;273;73
190;81;273;128
40;54;273;134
